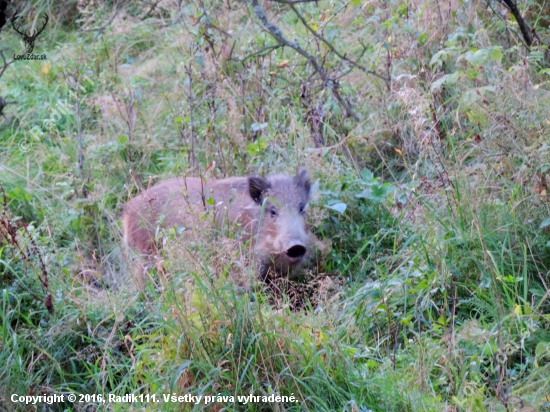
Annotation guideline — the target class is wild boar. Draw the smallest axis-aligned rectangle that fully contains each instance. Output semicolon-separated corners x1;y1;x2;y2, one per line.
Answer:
122;168;316;287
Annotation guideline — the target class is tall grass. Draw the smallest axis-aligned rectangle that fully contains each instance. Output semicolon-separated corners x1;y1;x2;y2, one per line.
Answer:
1;0;550;410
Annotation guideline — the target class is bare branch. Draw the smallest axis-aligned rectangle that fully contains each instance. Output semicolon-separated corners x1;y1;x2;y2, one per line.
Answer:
141;0;163;20
485;0;529;48
197;0;234;39
0;50;15;120
0;97;16;118
0;49;14;79
251;0;361;121
79;1;125;39
496;0;532;47
231;44;283;63
289;3;389;82
0;6;7;32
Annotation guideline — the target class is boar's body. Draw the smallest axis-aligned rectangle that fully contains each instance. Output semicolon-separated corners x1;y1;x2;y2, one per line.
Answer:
122;169;314;286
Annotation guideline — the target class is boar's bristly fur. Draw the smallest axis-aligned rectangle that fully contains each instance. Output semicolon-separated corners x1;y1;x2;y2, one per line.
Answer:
122;168;315;287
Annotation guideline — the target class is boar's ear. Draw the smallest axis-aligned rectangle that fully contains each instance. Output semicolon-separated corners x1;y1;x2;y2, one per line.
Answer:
294;167;311;199
248;176;271;204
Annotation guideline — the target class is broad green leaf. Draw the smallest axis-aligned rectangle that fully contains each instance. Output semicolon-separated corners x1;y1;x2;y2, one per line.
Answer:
535;342;549;358
431;71;460;91
417;32;427;45
325;202;347;214
540;217;550;229
360;168;374;182
430;48;460;67
463;46;503;66
246;137;268;156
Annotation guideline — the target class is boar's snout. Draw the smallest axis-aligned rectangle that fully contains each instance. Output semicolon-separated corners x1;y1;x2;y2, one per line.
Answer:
286;243;307;262
248;167;314;279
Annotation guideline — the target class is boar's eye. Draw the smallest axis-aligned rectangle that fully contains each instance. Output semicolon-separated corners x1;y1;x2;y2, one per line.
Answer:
299;203;306;214
270;207;278;218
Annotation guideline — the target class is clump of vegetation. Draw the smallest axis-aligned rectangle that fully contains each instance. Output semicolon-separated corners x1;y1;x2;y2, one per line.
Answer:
1;0;550;410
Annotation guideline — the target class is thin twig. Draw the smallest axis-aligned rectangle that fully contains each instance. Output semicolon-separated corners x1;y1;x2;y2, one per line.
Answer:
0;49;14;79
141;0;163;20
496;0;533;47
231;44;282;63
66;72;85;179
486;0;529;49
79;1;125;40
251;0;361;121
0;97;16;118
288;3;389;82
196;0;233;38
0;184;53;313
184;62;197;169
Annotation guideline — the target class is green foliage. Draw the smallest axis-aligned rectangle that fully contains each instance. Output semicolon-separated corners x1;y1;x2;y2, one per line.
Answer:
318;168;401;280
1;0;550;410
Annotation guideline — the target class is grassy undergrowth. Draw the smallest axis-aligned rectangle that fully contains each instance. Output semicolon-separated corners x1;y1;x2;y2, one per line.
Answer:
1;0;550;411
